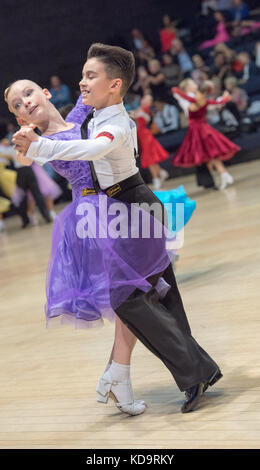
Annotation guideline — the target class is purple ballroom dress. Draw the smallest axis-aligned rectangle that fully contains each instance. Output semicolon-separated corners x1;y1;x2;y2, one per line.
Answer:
44;98;173;328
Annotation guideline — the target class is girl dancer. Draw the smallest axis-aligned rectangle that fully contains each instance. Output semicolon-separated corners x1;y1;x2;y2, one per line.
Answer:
5;79;179;416
172;79;240;189
10;43;222;415
131;95;169;190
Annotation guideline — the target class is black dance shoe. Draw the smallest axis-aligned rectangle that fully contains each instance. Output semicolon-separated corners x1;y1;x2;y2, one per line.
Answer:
203;368;223;393
181;383;204;413
21;217;30;229
182;368;223;413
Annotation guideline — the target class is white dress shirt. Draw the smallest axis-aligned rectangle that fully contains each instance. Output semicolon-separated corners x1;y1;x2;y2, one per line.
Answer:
26;102;139;189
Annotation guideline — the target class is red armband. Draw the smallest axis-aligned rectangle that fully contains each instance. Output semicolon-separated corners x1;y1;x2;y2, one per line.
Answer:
96;132;114;141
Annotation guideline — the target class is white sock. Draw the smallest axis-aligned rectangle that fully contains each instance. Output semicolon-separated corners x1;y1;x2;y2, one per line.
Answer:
108;361;133;404
49;210;56;221
109;360;130;382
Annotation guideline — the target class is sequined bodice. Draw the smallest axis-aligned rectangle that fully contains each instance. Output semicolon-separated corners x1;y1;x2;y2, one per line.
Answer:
45;123;93;200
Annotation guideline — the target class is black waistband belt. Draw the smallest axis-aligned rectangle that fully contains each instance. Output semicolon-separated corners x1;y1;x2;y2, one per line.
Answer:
81;172;144;198
104;172;144;198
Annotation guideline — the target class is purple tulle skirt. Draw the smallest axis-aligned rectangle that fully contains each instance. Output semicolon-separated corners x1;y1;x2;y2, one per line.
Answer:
45;193;175;329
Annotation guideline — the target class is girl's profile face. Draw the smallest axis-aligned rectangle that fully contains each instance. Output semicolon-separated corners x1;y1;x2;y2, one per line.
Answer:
6;80;51;125
186;79;198;94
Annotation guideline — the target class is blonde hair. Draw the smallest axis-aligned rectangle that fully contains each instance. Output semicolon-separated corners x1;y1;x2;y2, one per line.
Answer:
4;82;17;102
179;78;193;92
200;80;214;95
224;76;237;89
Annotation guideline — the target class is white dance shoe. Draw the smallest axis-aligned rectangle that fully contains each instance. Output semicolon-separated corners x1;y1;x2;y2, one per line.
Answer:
96;371;146;416
159;168;169;184
49;210;57;221
152;177;161;190
220;172;234;190
28;213;39;226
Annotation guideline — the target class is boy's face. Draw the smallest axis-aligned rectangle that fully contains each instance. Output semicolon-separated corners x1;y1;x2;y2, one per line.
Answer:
79;58;121;109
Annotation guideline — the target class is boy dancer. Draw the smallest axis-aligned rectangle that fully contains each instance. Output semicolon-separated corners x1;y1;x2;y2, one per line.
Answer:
12;43;222;413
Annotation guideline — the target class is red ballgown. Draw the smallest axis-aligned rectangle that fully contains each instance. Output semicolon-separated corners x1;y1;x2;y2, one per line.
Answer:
136;116;169;169
172;88;241;168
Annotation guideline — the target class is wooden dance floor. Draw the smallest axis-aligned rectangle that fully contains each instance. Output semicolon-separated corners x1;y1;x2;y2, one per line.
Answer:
0;160;260;449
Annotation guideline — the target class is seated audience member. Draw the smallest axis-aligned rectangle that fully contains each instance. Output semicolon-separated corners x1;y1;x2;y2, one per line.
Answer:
256;42;260;68
124;92;140;112
214;42;236;64
224;76;248;111
136;39;156;63
147;59;170;101
131;28;146;51
201;0;218;16
160;15;177;53
49;75;72;110
216;0;232;12
152;99;179;134
229;0;249;22
6;122;17;143
132;65;150;96
170;38;193;77
212;51;232;86
162;53;183;87
235;52;260;84
192;54;211;86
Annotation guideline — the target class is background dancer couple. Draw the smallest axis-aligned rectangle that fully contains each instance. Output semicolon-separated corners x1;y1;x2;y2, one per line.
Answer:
7;43;222;417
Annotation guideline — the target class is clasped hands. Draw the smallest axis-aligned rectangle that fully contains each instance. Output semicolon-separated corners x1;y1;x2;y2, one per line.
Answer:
12;124;39;166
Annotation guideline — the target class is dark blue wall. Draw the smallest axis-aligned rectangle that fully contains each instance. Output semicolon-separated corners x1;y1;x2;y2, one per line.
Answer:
0;0;200;117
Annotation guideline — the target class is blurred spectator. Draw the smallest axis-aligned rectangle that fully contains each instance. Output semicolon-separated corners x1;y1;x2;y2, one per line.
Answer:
235;52;260;84
192;54;211;86
224;76;248;111
162;53;183;87
49;75;72;110
212;51;232;85
214;42;236;64
201;1;218;16
170;39;193;77
124;92;140;112
136;39;156;63
6;122;17;143
152;99;179;134
199;11;230;49
256;42;260;68
230;0;249;22
159;15;177;53
147;59;169;101
132;65;150;96
131;28;145;51
217;0;232;11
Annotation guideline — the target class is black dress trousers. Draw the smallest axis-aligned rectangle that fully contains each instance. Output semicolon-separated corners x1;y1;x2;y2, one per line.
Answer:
112;176;219;391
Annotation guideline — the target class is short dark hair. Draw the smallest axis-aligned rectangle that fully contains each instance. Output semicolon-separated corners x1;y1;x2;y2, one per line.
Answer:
87;43;135;97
